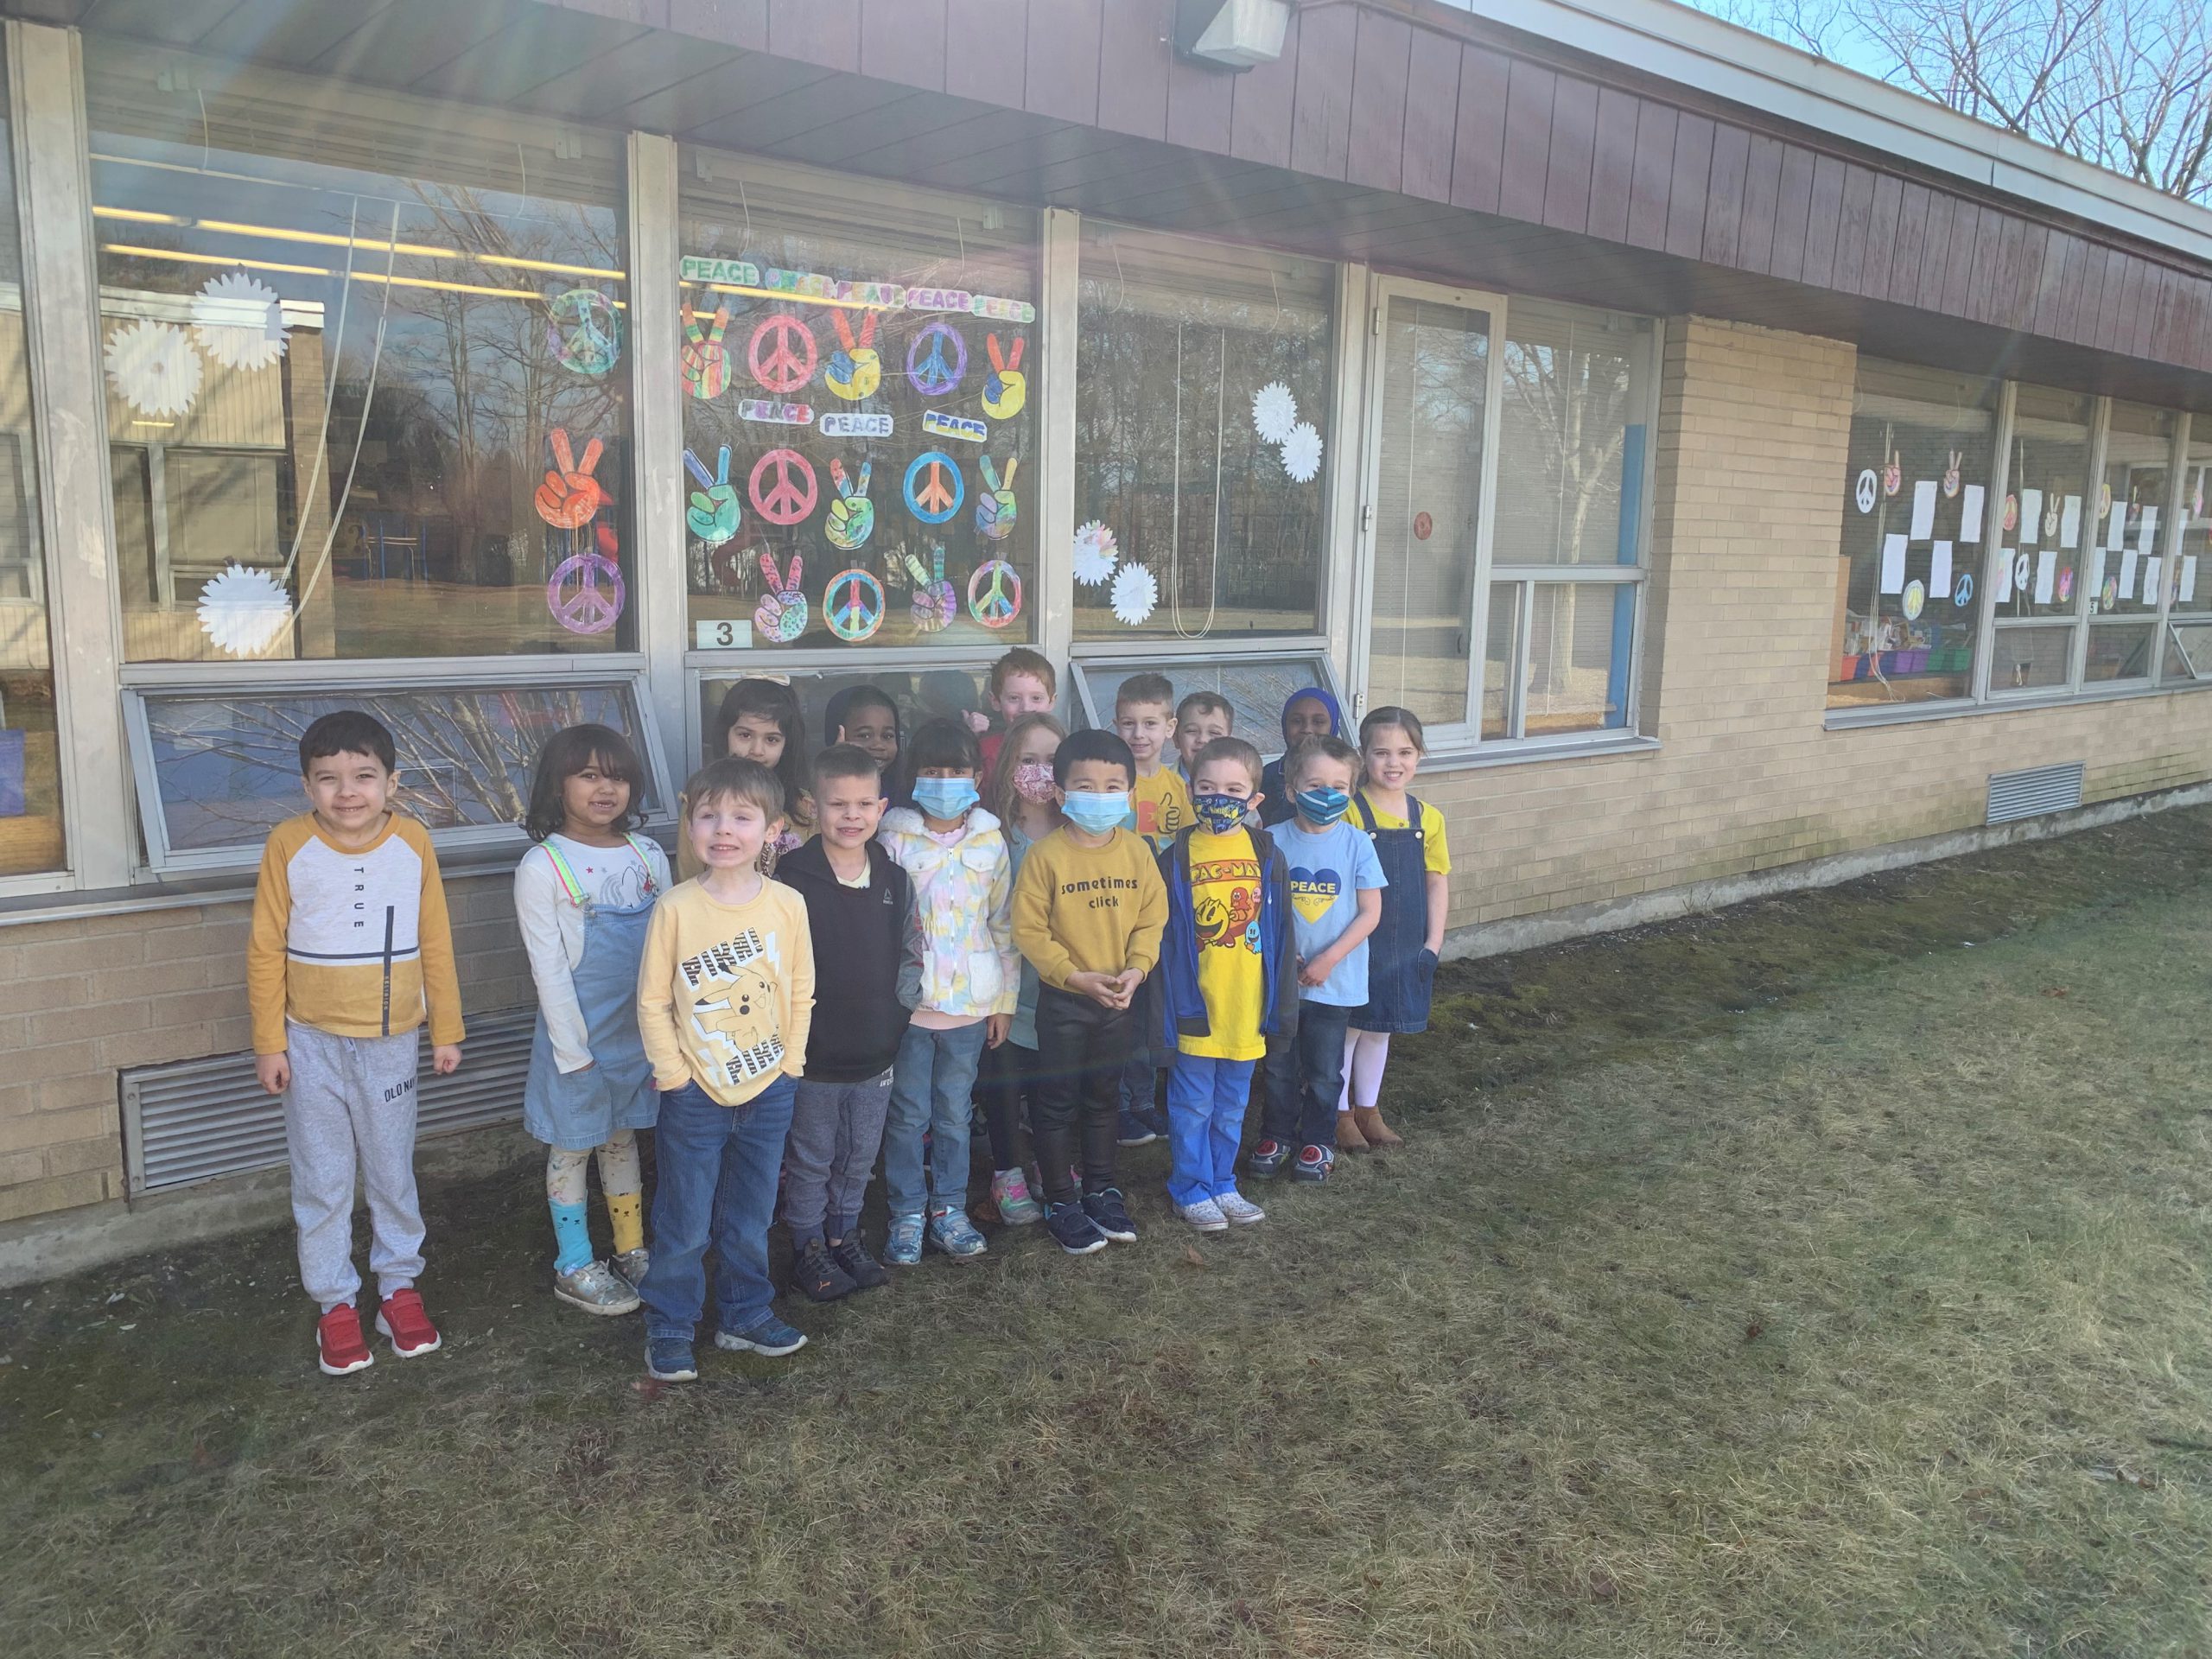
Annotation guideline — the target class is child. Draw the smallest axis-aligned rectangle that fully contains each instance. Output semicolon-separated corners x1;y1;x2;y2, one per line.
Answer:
1258;685;1344;826
635;757;815;1382
1173;691;1233;783
249;711;463;1376
824;683;902;782
1113;672;1188;1147
981;646;1057;772
1011;728;1167;1255
682;677;810;880
975;712;1065;1226
877;718;1020;1265
515;723;671;1316
1249;734;1384;1185
775;744;919;1300
1338;707;1448;1153
1153;738;1294;1231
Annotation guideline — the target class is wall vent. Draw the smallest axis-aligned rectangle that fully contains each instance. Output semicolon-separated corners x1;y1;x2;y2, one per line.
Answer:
1986;761;2084;826
120;1007;534;1196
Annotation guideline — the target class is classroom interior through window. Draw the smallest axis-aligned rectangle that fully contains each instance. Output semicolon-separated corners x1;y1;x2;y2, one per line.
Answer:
2164;431;2212;682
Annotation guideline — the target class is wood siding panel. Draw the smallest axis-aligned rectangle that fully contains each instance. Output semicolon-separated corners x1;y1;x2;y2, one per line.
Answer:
1449;44;1511;213
1288;1;1357;180
1541;73;1598;232
2008;223;2047;329
858;0;944;91
2031;231;2071;335
1586;86;1639;245
1164;43;1234;153
1938;203;1980;316
1700;121;1749;265
668;0;767;48
1228;3;1300;166
766;0;859;69
1662;112;1712;258
1024;0;1101;125
1860;171;1902;297
1624;102;1676;251
944;0;1023;104
1799;154;1845;288
1094;0;1172;140
1885;181;1928;304
1399;29;1461;201
1497;59;1556;223
1914;194;1955;310
1768;143;1814;282
1346;10;1412;191
1828;164;1872;294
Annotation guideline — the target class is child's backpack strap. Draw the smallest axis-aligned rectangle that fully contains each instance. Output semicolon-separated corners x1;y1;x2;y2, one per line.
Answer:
539;840;588;906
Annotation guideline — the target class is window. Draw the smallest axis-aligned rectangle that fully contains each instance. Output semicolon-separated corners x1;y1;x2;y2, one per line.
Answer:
86;44;632;664
1071;654;1342;752
1988;385;2094;691
2167;429;2212;680
678;152;1036;655
2085;401;2172;683
1829;360;1998;709
1074;224;1332;640
696;666;996;772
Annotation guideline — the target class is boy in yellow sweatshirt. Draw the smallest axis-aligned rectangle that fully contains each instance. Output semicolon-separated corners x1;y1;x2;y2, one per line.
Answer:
249;712;464;1377
634;756;816;1382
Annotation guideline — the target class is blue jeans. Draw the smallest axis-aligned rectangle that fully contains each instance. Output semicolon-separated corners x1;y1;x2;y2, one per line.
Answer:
884;1020;989;1217
1261;998;1353;1152
1166;1054;1257;1208
639;1077;796;1342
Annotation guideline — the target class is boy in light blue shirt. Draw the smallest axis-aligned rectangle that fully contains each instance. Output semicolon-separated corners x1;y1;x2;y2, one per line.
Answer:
1248;734;1383;1185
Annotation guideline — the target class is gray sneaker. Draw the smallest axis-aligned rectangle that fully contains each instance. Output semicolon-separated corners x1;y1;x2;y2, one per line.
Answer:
1215;1191;1267;1226
554;1260;642;1316
612;1247;651;1290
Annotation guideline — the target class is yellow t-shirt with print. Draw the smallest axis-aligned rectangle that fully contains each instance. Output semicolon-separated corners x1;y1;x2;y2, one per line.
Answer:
1179;827;1267;1062
1130;766;1191;851
1363;798;1452;874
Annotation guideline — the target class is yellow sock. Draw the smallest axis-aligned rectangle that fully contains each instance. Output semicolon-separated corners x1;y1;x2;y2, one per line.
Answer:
605;1189;644;1256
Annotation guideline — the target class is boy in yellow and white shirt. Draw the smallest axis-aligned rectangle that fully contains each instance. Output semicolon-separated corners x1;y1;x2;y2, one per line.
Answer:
249;711;463;1377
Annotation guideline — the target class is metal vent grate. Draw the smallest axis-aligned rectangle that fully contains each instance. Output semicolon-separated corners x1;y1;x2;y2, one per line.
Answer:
121;1007;536;1195
1986;761;2085;826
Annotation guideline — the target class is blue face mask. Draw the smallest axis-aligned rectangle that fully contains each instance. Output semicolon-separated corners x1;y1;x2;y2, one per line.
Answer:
1293;785;1351;827
1192;793;1248;836
1061;791;1129;835
912;776;980;821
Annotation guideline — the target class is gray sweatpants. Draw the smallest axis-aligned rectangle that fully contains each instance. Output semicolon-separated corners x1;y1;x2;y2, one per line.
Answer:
782;1070;893;1245
283;1020;425;1312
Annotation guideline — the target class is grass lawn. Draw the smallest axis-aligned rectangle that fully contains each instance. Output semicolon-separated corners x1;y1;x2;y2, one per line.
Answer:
7;809;2212;1656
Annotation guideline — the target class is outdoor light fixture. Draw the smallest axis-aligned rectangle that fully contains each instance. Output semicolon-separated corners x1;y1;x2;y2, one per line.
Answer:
1174;0;1291;71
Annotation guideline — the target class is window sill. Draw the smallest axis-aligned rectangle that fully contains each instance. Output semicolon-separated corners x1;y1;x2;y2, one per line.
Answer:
1420;731;1659;772
1825;675;2209;730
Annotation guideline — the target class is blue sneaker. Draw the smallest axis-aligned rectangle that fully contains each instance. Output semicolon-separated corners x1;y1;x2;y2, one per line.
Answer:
1247;1137;1293;1179
1116;1107;1158;1147
1137;1101;1170;1140
1044;1198;1109;1255
1083;1186;1138;1243
715;1315;807;1357
645;1336;697;1382
926;1206;988;1261
886;1211;925;1267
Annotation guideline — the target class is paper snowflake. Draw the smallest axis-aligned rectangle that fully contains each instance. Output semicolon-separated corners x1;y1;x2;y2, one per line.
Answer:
1252;382;1298;445
190;272;289;372
195;563;293;656
1072;520;1119;586
105;319;203;419
1281;421;1323;483
1109;561;1157;626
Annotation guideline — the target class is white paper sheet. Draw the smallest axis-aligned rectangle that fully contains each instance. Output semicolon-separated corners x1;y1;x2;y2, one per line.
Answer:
2139;505;2160;552
2090;548;2107;597
2144;556;2163;604
1879;533;1908;595
2020;489;2044;545
2183;556;2200;603
2120;547;2139;600
2034;548;2056;603
1960;485;1985;542
1929;541;1953;599
1993;548;2015;603
2060;494;2082;549
1910;480;1937;540
2107;502;2128;552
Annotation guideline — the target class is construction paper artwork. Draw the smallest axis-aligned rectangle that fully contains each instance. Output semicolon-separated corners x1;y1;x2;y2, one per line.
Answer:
548;287;621;377
681;255;763;287
968;558;1021;629
1111;562;1158;626
740;399;815;425
976;457;1018;542
105;318;202;418
904;451;963;524
191;272;289;372
753;550;809;643
823;567;886;641
547;529;625;635
906;321;968;396
820;411;893;439
982;334;1027;420
923;410;988;443
907;546;957;632
749;448;819;526
825;460;875;551
825;310;882;402
683;446;741;546
1072;521;1119;586
534;429;607;529
196;563;292;656
748;314;817;394
682;299;734;400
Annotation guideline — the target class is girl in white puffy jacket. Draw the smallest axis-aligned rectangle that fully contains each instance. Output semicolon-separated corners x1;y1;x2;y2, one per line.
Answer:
874;717;1020;1268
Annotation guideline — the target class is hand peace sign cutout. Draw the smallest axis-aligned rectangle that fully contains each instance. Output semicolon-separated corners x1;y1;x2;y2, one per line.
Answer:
825;311;882;403
682;300;733;401
826;459;876;551
907;545;956;633
906;321;968;397
982;334;1027;420
748;313;817;394
904;450;963;524
755;550;809;644
976;456;1018;542
749;448;819;527
824;566;886;642
968;558;1021;630
535;428;607;529
684;446;741;546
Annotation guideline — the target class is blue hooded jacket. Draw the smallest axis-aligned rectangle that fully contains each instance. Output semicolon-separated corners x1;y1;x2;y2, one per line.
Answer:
1259;685;1344;827
1153;821;1298;1055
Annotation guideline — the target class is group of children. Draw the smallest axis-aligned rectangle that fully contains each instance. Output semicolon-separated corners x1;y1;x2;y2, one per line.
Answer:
249;650;1447;1381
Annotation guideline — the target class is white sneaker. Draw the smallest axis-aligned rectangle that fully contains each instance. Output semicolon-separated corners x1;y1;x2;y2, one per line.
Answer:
1176;1197;1229;1232
1215;1191;1266;1226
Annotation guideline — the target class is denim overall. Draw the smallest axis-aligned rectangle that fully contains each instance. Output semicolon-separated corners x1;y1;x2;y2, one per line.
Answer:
1349;793;1437;1036
522;836;661;1147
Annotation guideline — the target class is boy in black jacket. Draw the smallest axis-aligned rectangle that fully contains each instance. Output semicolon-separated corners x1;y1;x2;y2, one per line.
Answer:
775;744;923;1300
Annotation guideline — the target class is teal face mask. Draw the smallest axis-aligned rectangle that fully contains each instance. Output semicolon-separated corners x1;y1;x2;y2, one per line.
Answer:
1293;785;1351;827
1061;791;1128;835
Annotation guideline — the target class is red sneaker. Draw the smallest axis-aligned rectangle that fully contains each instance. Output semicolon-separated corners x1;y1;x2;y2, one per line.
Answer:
374;1287;442;1357
315;1304;373;1376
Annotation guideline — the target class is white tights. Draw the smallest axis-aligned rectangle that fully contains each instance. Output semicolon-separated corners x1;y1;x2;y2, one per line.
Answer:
1338;1029;1392;1112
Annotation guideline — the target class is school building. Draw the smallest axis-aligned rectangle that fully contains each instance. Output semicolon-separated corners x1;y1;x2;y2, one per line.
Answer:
2;0;2209;1259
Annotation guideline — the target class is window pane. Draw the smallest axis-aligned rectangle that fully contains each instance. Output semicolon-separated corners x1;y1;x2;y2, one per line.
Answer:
2171;435;2211;618
1495;302;1652;567
1076;656;1338;753
2085;621;2157;683
2088;399;2171;627
1995;384;2093;625
1075;225;1331;639
0;61;63;876
699;668;993;768
88;43;632;663
1369;296;1488;728
1523;582;1631;734
679;152;1036;653
2166;619;2212;680
1830;359;1996;710
1989;625;2073;691
1482;582;1519;739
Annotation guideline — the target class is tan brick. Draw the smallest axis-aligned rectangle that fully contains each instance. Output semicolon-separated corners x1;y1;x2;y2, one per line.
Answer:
0;1166;111;1223
44;1135;124;1179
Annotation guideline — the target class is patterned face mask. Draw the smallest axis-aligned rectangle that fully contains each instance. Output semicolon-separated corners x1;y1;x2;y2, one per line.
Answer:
1292;785;1351;827
1013;761;1058;804
1192;793;1248;836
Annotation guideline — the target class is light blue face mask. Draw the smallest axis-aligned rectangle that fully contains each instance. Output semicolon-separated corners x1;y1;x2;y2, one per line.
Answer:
912;776;980;820
1293;785;1351;827
1061;790;1129;835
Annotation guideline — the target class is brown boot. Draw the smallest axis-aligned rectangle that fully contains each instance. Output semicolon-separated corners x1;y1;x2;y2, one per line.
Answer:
1352;1106;1402;1149
1335;1109;1370;1154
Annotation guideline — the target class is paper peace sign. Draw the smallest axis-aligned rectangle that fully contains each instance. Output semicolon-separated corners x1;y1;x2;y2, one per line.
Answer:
826;310;882;402
749;448;818;526
748;313;817;394
906;321;967;396
683;446;741;546
548;288;620;377
682;300;733;401
535;429;606;529
982;334;1027;420
754;550;809;643
547;537;625;635
824;567;886;642
976;456;1018;542
904;450;963;524
826;459;875;552
968;558;1021;630
907;546;956;632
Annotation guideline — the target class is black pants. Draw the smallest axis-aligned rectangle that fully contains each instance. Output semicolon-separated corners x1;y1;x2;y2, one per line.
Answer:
975;1036;1039;1172
1261;998;1352;1152
1031;985;1134;1205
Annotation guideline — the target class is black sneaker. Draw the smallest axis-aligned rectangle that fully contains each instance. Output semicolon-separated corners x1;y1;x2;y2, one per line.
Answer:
1291;1143;1335;1185
791;1238;857;1303
1044;1199;1109;1256
829;1234;889;1291
1248;1137;1293;1179
1082;1186;1138;1243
